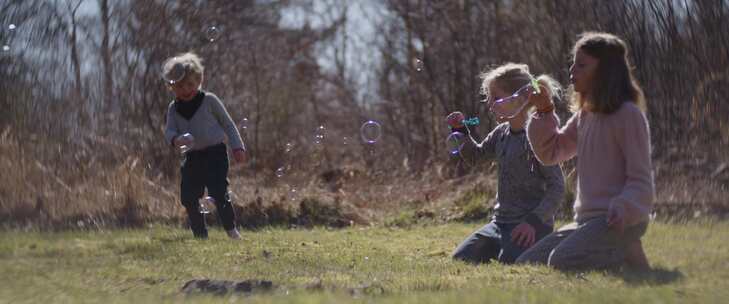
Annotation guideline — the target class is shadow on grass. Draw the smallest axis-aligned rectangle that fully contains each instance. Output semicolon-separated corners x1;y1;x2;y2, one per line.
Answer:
618;267;684;286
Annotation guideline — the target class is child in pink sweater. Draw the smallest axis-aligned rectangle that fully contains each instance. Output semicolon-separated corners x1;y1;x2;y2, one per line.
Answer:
515;32;654;271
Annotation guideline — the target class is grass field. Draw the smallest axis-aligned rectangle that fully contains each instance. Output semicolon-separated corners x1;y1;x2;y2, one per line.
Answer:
1;220;727;303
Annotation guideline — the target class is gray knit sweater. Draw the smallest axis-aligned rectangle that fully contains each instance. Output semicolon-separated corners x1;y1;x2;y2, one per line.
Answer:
472;123;564;226
164;92;245;152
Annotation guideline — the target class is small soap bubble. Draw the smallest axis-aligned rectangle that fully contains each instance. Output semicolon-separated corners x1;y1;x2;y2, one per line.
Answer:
199;196;214;214
314;125;326;144
288;187;299;201
240;117;249;130
413;58;424;72
163;60;186;85
275;167;286;178
2;45;8;52
8;24;16;31
206;26;221;42
285;142;294;153
179;133;195;155
446;132;466;156
360;120;382;144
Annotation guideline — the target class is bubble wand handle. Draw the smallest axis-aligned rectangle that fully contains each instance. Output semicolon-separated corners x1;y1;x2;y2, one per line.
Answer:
462;117;480;126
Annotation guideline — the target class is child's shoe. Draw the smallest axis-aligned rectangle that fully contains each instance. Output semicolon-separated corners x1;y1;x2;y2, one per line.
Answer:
226;228;241;240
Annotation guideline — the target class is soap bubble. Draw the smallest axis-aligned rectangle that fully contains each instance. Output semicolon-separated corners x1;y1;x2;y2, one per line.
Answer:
360;120;382;144
446;132;466;156
275;167;286;178
200;196;215;214
206;26;221;42
163;60;186;85
413;58;424;72
288;187;299;202
179;133;195;155
488;83;536;119
314;125;326;144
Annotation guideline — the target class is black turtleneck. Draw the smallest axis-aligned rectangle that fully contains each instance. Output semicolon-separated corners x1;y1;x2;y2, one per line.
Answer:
175;91;205;120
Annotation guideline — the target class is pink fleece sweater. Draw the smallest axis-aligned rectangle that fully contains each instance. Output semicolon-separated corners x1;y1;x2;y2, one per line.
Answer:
526;102;654;226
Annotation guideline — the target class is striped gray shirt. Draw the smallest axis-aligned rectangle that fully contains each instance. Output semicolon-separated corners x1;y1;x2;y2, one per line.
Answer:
472;123;565;226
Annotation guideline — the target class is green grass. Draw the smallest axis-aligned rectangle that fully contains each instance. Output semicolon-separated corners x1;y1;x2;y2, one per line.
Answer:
0;221;728;303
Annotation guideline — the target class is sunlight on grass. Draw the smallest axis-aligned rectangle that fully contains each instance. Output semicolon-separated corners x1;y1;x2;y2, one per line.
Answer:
0;221;728;303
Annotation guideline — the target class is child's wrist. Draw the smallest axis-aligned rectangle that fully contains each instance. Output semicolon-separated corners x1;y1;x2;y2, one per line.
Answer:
523;213;544;228
450;126;468;134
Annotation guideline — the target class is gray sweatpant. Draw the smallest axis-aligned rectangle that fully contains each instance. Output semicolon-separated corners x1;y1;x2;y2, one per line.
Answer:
515;215;648;271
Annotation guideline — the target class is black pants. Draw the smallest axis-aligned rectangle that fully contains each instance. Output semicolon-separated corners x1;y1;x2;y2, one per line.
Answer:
180;143;236;238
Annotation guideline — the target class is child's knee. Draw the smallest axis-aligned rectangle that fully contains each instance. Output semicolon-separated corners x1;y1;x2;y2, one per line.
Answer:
498;246;523;264
514;248;544;265
548;248;589;271
452;246;475;263
452;245;488;264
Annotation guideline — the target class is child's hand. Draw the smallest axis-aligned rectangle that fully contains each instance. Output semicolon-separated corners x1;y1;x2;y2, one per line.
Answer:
607;202;626;234
511;222;536;248
528;80;553;112
233;149;247;164
446;111;466;129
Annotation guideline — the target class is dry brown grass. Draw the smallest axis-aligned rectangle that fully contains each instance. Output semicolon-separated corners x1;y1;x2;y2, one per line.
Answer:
0;127;178;230
1;125;727;231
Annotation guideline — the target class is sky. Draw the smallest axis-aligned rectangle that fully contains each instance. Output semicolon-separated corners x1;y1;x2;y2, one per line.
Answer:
72;0;386;102
279;1;387;103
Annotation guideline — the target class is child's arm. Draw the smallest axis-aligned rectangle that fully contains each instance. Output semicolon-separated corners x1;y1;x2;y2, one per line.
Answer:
209;94;246;151
164;102;180;146
526;111;578;166
609;104;654;227
446;112;502;157
525;163;565;227
462;123;505;157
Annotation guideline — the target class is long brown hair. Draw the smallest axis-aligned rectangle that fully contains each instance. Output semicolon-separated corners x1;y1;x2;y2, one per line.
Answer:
570;32;646;114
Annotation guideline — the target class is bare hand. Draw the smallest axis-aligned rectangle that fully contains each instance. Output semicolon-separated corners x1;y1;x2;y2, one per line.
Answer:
607;202;626;234
233;149;247;164
511;222;537;248
527;81;553;111
446;111;466;129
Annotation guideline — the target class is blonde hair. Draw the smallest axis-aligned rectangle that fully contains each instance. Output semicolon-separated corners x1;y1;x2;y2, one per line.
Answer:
162;52;205;85
570;32;646;114
479;63;561;108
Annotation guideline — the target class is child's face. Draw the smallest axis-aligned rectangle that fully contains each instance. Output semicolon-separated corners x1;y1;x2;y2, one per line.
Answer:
169;76;201;101
570;49;598;96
